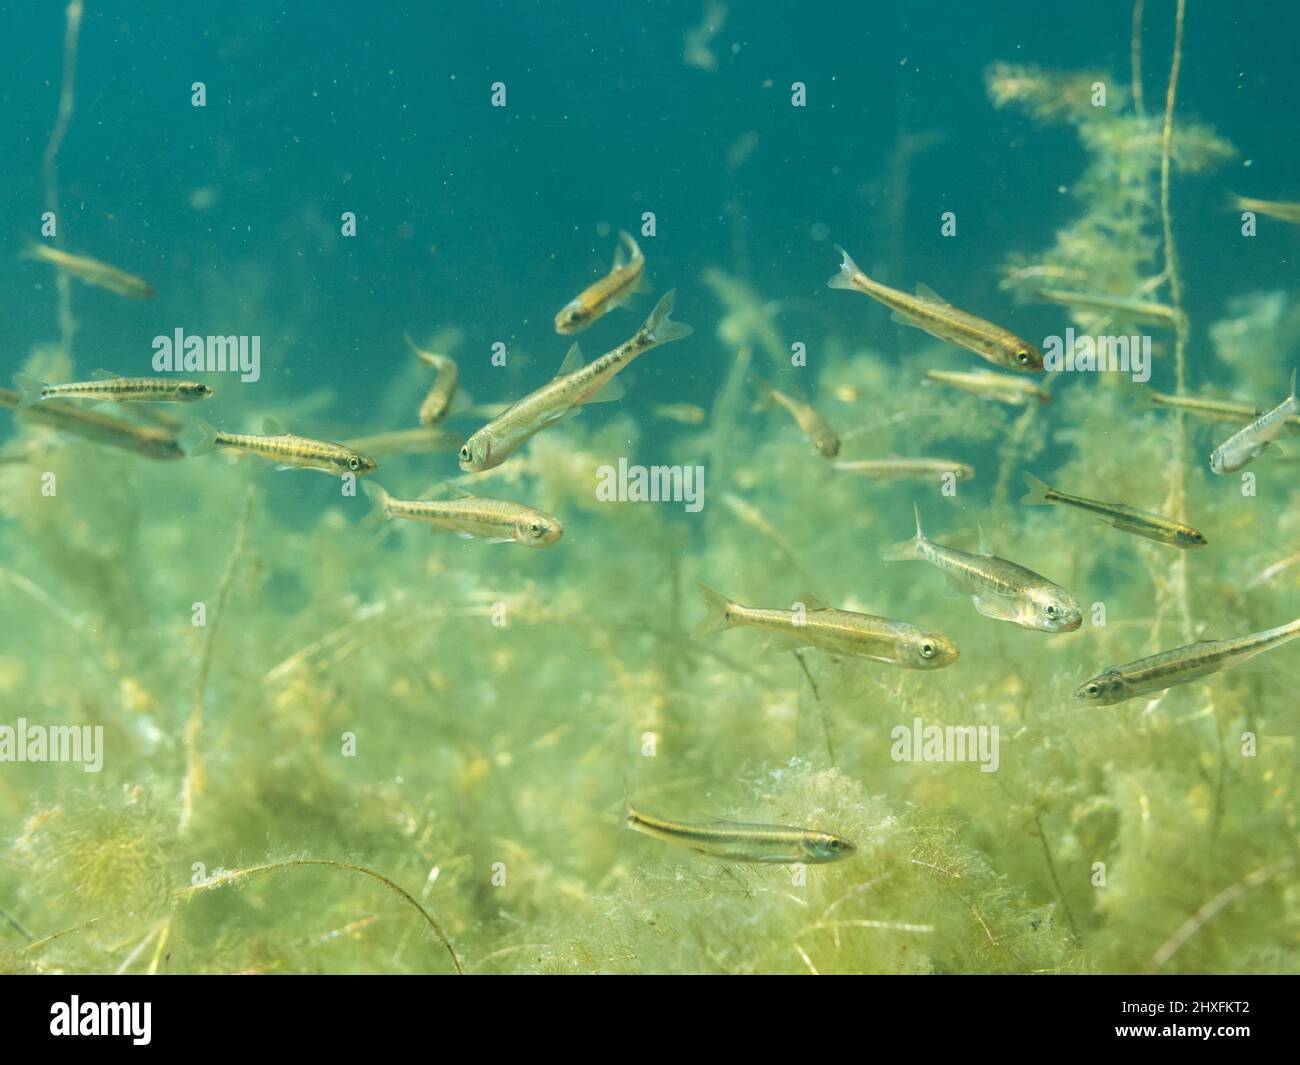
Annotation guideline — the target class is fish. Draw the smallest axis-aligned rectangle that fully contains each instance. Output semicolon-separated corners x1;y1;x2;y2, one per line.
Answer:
554;231;646;335
1150;391;1300;434
363;482;561;548
625;797;856;864
883;504;1081;632
828;246;1043;372
1209;370;1297;475
1028;288;1183;329
1075;617;1300;705
13;370;213;407
460;289;692;472
653;403;707;425
184;417;377;477
1231;195;1300;226
695;583;958;669
0;386;183;461
750;373;840;457
22;243;155;299
924;369;1050;407
342;426;458;458
833;458;974;482
1021;472;1206;548
405;335;460;427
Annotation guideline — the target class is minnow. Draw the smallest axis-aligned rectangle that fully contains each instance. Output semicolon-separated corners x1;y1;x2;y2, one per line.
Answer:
460;290;692;472
1029;288;1183;329
22;243;155;299
696;583;958;669
1150;391;1300;434
184;418;377;477
924;368;1050;407
343;426;458;457
0;386;183;461
625;797;856;864
363;482;561;548
405;335;459;427
883;504;1081;632
14;370;212;408
1075;617;1300;705
1021;472;1206;548
750;373;840;458
554;231;646;335
1230;195;1300;226
653;403;707;425
1210;370;1297;474
833;458;974;482
828;246;1043;372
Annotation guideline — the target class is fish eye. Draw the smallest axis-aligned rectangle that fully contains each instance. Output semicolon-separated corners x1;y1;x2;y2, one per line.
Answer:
1045;604;1058;618
920;642;935;658
460;445;471;460
348;456;361;471
1016;350;1031;364
529;522;542;536
1085;683;1100;697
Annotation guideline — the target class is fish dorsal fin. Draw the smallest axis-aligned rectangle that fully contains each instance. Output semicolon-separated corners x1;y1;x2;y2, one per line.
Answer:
977;523;993;556
91;368;123;380
795;591;830;612
443;482;473;500
262;417;288;436
613;230;640;270
914;281;950;306
554;343;584;379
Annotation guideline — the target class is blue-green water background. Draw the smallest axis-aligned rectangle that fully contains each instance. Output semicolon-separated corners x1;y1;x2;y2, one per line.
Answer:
2;0;1294;415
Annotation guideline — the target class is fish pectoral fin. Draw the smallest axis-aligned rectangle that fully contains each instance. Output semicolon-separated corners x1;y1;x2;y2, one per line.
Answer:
1258;441;1285;457
763;631;814;652
941;575;973;599
541;406;581;425
584;376;627;404
553;342;585;379
971;594;1021;622
888;307;924;330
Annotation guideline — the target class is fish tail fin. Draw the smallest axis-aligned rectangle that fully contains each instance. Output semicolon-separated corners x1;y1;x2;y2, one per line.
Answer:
620;774;636;832
694;581;738;637
1288;368;1297;409
1020;471;1054;506
12;373;48;408
638;289;693;348
883;502;925;561
360;481;393;523
827;245;865;290
181;419;221;458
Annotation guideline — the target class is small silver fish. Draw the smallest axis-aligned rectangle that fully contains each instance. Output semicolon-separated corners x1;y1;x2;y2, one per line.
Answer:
460;290;691;472
1076;617;1300;705
695;583;958;669
363;482;562;548
15;371;212;407
883;504;1081;633
185;418;377;477
625;798;856;864
1210;371;1297;474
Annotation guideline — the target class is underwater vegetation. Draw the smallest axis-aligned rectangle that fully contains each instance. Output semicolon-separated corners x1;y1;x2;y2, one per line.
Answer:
2;2;1299;978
